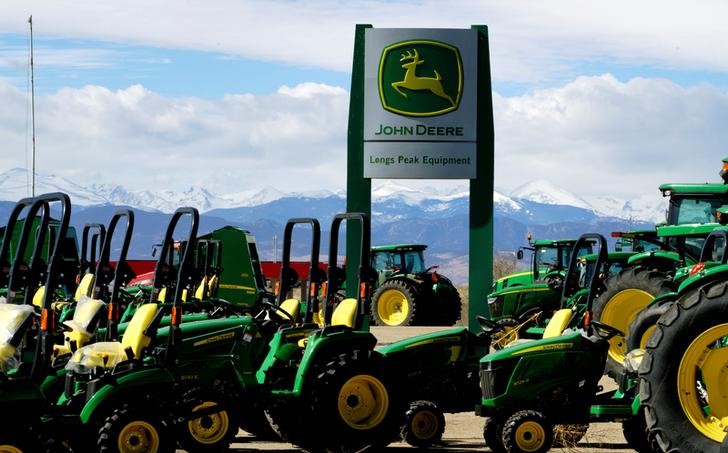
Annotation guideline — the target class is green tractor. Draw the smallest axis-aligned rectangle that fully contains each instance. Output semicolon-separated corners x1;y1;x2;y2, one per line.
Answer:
638;223;728;452
369;243;461;326
492;237;584;291
593;167;728;380
476;234;649;453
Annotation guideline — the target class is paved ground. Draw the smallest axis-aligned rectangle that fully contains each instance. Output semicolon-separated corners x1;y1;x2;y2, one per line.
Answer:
214;326;638;452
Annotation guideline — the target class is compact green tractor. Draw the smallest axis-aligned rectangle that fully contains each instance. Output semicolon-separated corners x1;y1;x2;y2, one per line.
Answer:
369;243;461;326
0;193;75;450
638;223;728;452
492;238;584;291
476;234;649;453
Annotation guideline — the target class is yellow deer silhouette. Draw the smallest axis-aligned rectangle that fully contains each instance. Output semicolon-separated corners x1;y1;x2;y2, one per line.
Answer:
391;49;455;106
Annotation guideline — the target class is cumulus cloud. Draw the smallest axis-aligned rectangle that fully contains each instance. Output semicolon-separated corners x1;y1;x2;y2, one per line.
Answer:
1;74;726;200
1;0;727;85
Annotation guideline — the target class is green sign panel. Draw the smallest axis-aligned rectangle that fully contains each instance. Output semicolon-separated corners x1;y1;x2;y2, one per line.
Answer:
378;40;463;117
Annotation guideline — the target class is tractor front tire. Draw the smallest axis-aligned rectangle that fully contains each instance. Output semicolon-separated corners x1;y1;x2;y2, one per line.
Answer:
625;299;673;352
400;400;446;448
621;409;651;453
593;267;675;380
98;404;173;453
371;280;418;326
311;349;402;451
177;399;238;452
639;280;728;452
483;417;507;453
501;410;553;453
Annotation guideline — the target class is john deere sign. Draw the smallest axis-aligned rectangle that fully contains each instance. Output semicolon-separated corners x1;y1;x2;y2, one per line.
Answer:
364;29;477;178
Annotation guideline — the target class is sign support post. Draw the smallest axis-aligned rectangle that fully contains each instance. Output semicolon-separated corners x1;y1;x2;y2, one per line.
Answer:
346;24;494;330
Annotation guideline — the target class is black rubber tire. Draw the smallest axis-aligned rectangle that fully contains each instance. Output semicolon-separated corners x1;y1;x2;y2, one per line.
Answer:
176;396;239;452
483;417;507;453
593;267;676;380
501;410;553;453
625;299;673;352
238;407;278;440
552;424;588;448
622;408;651;453
0;426;35;452
371;280;418;326
429;286;462;327
98;403;174;453
401;400;446;448
264;402;319;449
491;318;520;350
639;279;728;453
310;349;402;451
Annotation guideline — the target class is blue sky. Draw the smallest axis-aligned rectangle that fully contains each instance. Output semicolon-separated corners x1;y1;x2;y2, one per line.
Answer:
0;0;727;204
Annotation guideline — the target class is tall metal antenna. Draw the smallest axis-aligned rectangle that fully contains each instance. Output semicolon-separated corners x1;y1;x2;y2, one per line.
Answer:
28;15;36;197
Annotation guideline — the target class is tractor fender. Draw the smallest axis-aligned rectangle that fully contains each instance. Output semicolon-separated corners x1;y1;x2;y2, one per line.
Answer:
677;264;728;297
80;367;176;425
385;276;424;290
626;251;683;272
292;330;378;396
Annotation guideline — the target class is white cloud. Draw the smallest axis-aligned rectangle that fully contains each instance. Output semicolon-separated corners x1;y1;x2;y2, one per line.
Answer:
2;0;727;83
494;74;728;198
2;74;726;201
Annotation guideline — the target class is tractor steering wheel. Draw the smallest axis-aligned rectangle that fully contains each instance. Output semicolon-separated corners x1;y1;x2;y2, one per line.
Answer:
260;301;296;324
476;315;500;333
590;320;623;340
209;298;248;318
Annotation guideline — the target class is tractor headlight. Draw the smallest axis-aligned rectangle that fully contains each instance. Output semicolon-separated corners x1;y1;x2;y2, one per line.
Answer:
487;296;503;317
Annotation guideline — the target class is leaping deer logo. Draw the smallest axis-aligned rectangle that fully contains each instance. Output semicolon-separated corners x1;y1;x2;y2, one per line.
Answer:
391;49;455;106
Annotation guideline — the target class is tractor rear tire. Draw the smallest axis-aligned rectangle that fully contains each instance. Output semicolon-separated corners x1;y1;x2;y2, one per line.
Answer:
400;400;446;448
310;349;402;451
621;409;651;453
501;409;553;453
371;280;418;326
592;267;676;381
98;403;173;453
639;279;728;452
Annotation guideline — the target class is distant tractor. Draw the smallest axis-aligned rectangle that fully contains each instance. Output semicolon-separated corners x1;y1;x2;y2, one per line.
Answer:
369;244;461;326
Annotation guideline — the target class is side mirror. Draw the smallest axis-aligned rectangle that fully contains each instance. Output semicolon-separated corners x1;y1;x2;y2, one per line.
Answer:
516;249;524;260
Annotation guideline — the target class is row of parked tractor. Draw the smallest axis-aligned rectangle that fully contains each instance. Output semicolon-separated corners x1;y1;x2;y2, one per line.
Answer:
0;193;482;452
2;158;728;453
480;156;728;452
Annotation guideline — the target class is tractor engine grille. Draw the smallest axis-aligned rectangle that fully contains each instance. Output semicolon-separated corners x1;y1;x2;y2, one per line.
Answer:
480;357;518;400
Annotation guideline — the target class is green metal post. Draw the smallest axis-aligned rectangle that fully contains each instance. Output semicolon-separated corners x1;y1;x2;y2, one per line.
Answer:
468;25;495;330
346;24;372;299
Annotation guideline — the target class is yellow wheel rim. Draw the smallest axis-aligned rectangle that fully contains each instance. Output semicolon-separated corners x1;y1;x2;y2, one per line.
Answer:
338;374;389;430
187;401;230;445
377;289;409;326
601;289;653;364
492;325;519;349
0;446;23;453
411;410;439;440
117;420;160;453
677;323;728;443
514;420;547;452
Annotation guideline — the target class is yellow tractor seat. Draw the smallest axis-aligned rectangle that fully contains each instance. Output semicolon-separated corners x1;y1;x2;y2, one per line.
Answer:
53;297;106;357
542;308;576;339
207;275;219;298
194;278;208;300
278;299;300;321
67;303;159;371
74;273;95;301
32;286;46;308
297;298;357;348
0;304;35;373
331;298;357;328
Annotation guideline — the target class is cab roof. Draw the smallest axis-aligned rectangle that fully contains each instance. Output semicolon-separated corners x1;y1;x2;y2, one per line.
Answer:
371;244;427;252
659;183;728;196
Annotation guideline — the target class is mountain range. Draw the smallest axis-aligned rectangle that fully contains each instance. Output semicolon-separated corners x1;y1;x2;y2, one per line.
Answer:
0;168;664;284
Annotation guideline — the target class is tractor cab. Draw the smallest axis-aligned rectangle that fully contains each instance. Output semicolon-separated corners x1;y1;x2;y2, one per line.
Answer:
370;244;427;284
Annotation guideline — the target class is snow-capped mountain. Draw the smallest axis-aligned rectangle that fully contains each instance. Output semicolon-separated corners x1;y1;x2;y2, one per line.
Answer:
0;168;666;223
